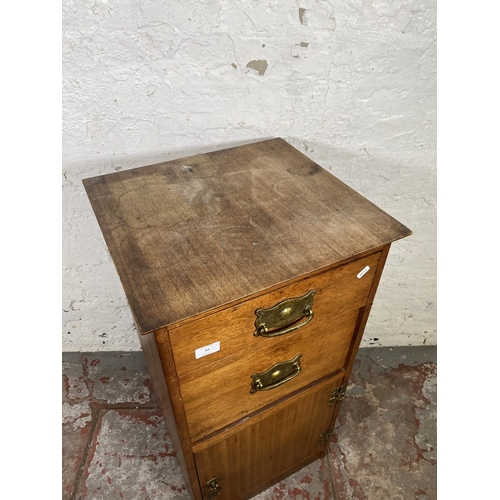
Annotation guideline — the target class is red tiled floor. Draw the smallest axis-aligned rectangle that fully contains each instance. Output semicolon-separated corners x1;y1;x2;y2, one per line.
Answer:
252;456;334;500
76;409;190;500
63;412;94;500
83;353;156;406
62;354;94;500
62;347;437;500
328;350;437;499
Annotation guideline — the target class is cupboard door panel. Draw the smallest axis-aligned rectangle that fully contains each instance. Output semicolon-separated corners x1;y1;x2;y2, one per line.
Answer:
194;374;343;500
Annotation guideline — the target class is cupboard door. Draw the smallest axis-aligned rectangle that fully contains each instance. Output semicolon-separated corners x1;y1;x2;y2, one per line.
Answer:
194;374;344;500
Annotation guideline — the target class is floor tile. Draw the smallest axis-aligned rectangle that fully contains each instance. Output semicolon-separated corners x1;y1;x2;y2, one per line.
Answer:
63;353;90;403
328;348;437;500
76;409;190;500
63;347;437;499
62;400;93;500
251;456;333;500
63;354;93;499
84;353;156;406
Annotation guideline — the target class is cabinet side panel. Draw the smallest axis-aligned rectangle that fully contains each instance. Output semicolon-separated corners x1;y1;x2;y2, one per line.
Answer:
138;329;202;500
329;244;392;430
343;244;392;379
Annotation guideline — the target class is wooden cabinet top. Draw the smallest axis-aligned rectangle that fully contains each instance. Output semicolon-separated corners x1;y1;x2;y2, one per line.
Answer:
83;138;411;334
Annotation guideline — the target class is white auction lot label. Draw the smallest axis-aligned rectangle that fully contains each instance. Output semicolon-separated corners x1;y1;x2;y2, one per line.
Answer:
195;341;221;359
357;266;370;279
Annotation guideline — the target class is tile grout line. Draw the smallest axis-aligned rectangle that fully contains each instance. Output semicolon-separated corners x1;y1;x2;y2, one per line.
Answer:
66;354;163;500
69;404;162;500
68;353;97;500
63;349;436;498
326;442;340;500
70;406;103;500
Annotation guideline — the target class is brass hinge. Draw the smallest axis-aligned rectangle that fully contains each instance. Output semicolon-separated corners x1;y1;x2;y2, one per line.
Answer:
318;426;335;446
206;477;222;499
328;384;347;406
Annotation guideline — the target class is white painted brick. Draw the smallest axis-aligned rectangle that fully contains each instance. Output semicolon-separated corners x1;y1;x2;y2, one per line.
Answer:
63;0;436;351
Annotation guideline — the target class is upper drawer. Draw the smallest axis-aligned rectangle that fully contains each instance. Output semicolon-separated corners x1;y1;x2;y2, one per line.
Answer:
169;251;381;377
180;306;360;443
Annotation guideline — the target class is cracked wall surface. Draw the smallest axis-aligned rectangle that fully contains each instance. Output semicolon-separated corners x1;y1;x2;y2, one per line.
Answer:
63;0;436;351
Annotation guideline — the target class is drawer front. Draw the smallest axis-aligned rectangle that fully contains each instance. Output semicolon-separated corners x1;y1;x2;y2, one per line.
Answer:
179;307;360;443
169;251;381;377
194;372;345;500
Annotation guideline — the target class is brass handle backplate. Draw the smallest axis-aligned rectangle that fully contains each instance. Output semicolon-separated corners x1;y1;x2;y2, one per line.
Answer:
250;354;302;394
206;477;222;498
254;290;316;338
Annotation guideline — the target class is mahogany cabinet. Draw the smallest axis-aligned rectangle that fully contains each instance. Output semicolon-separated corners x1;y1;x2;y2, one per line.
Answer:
83;138;411;500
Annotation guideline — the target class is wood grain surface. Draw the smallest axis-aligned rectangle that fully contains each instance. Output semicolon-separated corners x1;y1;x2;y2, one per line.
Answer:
169;251;380;377
178;307;360;442
137;329;202;500
83;138;411;334
151;327;204;500
327;245;393;443
193;373;344;500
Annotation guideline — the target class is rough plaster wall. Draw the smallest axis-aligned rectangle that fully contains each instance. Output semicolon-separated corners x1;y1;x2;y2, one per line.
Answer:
62;0;436;351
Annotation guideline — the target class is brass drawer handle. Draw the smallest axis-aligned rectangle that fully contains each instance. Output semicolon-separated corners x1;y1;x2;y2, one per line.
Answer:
250;354;302;394
254;290;316;338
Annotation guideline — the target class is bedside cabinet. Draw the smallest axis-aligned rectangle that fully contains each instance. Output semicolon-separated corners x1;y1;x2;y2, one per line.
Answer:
83;138;411;500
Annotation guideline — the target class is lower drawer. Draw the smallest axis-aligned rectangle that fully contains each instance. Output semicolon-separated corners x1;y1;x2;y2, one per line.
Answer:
179;308;361;442
193;372;345;500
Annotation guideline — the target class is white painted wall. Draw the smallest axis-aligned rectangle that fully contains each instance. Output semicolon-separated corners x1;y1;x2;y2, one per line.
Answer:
63;0;436;351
